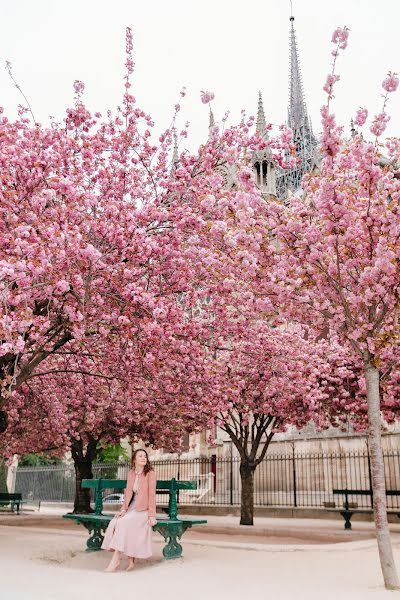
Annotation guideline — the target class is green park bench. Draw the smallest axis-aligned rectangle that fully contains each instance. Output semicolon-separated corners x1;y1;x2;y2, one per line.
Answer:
63;477;207;559
331;488;400;529
0;492;25;513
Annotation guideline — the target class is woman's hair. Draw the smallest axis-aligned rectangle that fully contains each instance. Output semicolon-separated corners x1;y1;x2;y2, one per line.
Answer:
131;448;153;475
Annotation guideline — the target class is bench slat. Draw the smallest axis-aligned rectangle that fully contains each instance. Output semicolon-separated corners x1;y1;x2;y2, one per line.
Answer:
81;479;197;491
333;489;372;495
333;489;400;496
81;477;198;517
81;479;127;490
64;514;207;525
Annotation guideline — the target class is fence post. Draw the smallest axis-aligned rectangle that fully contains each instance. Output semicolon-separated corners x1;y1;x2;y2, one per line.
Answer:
367;440;373;508
211;454;217;496
32;470;38;502
177;456;181;504
292;443;297;508
229;448;233;505
60;468;65;502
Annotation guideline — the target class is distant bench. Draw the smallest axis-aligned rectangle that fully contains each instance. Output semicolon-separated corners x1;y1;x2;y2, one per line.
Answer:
63;477;207;559
0;492;26;514
331;488;400;529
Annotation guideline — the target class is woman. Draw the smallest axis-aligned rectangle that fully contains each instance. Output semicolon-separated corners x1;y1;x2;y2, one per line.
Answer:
102;449;157;572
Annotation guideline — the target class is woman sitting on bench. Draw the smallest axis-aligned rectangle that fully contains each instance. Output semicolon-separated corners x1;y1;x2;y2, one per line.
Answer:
102;449;157;572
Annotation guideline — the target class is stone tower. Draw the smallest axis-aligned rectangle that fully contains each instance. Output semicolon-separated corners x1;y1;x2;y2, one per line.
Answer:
252;92;277;198
276;14;318;198
257;13;318;200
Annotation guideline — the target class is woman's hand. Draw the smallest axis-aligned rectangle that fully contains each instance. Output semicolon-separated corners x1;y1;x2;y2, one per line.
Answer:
148;516;157;527
116;508;126;518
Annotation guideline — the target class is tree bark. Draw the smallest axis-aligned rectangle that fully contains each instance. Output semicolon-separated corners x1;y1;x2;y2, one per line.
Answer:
0;410;8;433
71;438;97;514
364;358;400;590
240;461;255;526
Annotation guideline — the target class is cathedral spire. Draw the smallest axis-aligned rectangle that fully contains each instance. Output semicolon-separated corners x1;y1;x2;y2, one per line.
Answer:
208;109;215;139
171;130;179;173
288;14;307;132
274;8;318;199
256;91;267;139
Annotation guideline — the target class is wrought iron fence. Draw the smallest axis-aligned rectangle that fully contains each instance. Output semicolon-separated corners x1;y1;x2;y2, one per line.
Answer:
14;449;400;509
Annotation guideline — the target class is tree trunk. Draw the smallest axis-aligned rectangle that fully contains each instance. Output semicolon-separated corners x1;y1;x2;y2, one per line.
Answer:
364;359;400;590
240;461;255;526
0;410;8;433
0;459;8;493
0;386;8;433
71;438;97;514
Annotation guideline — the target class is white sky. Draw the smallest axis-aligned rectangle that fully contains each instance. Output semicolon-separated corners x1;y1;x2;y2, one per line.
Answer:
1;0;399;152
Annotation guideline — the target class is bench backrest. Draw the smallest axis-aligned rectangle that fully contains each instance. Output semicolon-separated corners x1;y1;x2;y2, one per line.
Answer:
0;493;22;501
0;492;22;500
333;489;373;509
81;477;197;517
333;489;372;495
333;488;400;510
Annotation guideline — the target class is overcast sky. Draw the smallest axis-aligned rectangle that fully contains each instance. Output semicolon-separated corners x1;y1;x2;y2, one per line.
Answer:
1;0;399;151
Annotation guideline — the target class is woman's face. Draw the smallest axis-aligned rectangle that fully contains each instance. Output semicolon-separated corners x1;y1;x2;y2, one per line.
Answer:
135;450;148;468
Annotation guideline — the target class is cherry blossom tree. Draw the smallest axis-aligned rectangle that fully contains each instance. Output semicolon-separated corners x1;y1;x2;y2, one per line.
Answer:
1;326;215;512
269;27;400;590
0;25;297;448
208;321;362;525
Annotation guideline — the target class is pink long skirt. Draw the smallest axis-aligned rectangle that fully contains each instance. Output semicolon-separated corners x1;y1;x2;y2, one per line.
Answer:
101;501;152;558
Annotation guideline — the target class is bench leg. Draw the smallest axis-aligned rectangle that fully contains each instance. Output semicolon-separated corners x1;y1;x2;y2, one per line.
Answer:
340;511;354;530
154;522;191;560
82;522;106;552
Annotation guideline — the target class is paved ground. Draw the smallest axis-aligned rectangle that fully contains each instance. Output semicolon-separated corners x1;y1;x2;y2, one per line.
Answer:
2;508;400;599
0;506;384;544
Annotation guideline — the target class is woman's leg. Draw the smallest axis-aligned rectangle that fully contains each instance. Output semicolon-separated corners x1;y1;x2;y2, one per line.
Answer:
126;556;135;571
104;549;121;572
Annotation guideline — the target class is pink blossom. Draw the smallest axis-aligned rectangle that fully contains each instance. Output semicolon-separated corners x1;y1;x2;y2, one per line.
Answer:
323;74;340;97
200;90;215;104
200;195;216;211
354;108;368;127
14;336;25;353
73;80;85;95
55;279;70;294
382;72;399;93
320;105;341;156
331;26;349;50
280;126;293;145
370;111;390;137
386;137;400;159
